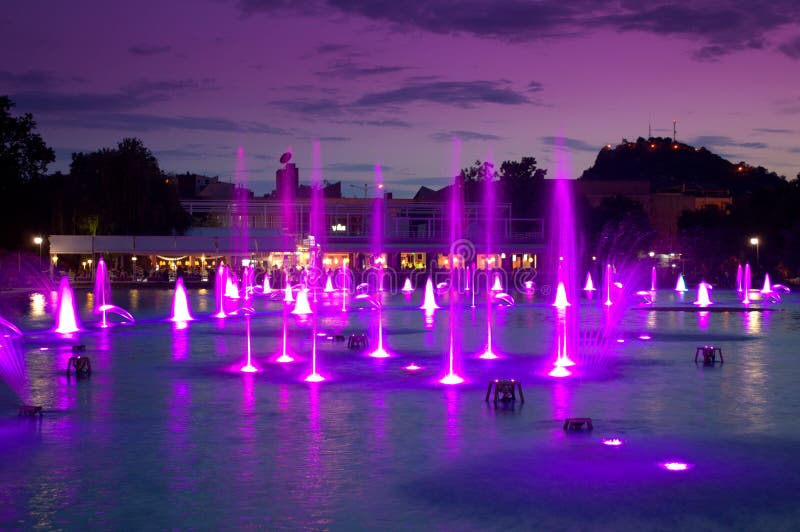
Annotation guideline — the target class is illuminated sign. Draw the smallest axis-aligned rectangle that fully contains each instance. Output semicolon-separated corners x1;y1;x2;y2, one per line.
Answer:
331;224;346;232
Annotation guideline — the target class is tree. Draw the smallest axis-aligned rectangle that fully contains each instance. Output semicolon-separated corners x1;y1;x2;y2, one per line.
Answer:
0;96;55;249
589;195;655;264
57;138;189;235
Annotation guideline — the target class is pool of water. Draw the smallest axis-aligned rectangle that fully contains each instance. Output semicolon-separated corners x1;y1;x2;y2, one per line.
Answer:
2;287;800;529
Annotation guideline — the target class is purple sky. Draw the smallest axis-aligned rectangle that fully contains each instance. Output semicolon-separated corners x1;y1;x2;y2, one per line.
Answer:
3;1;799;196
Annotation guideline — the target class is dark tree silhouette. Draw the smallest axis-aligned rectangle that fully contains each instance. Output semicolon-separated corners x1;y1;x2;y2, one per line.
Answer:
0;96;55;249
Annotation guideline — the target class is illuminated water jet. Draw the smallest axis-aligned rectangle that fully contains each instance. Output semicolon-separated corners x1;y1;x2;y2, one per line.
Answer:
583;272;595;291
553;281;570;309
214;263;228;318
291;288;313;315
675;274;688;292
55;276;80;334
420;277;439;311
170;278;194;322
240;314;257;373
694;282;713;307
401;277;413;293
761;273;772;294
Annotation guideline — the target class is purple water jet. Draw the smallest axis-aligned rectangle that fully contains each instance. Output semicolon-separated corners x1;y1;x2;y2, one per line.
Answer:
214;263;228;318
420;277;439;311
240;314;257;373
170;278;194;322
583;272;595;292
761;273;772;294
742;263;752;304
675;273;688;292
694;282;713;306
291;288;313;315
55;276;80;334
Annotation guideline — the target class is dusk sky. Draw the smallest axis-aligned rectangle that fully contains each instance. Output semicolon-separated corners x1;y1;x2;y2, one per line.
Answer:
3;1;799;197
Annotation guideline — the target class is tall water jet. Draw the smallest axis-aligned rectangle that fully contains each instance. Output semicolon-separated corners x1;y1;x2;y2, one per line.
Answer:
304;307;324;382
324;275;334;293
240;314;257;373
369;165;390;359
225;273;240;299
604;264;614;306
650;266;657;291
340;260;348;312
214;263;228;318
284;276;295;303
675;273;688;292
736;264;743;293
291;288;313;315
440;138;464;385
761;273;772;294
55;276;80;334
478;155;498;361
170;277;193;322
94;257;111;327
742;263;752;304
548;139;579;377
694;282;713;307
420;277;439;311
233;146;250;301
309;140;328;298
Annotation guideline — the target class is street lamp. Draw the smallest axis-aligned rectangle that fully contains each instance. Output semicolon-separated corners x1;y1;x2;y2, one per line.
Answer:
33;236;43;271
749;237;759;265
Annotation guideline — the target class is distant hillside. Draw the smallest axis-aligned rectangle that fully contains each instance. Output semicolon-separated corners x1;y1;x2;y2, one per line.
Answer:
580;137;786;196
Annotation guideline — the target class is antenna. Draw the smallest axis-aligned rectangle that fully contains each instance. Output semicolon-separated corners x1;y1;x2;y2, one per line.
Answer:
648;115;652;139
672;119;677;143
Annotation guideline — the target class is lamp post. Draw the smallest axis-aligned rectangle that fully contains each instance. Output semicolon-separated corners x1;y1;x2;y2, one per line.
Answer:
349;182;384;198
33;236;43;271
132;256;138;281
749;237;760;265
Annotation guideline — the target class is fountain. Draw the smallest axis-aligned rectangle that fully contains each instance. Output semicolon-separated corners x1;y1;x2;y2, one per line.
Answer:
170;278;194;322
283;277;295;303
604;264;614;306
55;276;80;334
650;266;657;291
324;275;334;293
214;263;228;318
736;264;743;293
420;277;439;311
262;273;272;295
761;273;772;295
440;141;464;385
675;273;688;292
742;263;752;304
240;314;257;373
401;277;414;294
583;272;595;292
490;274;503;292
694;282;713;307
94;257;112;327
291;288;313;315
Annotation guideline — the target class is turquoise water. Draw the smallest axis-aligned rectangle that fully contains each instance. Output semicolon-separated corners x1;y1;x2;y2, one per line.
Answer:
2;288;800;530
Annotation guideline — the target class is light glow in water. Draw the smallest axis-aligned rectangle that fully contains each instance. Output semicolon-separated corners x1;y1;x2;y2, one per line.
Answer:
304;309;324;382
548;366;572;378
602;438;624;446
404;363;422;371
369;291;390;359
170;278;194;322
604;264;614;306
660;462;692;472
214;263;227;318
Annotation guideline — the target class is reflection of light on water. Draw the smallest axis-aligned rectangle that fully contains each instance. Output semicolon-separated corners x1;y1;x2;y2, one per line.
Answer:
30;292;46;317
743;311;761;334
698;311;710;330
602;438;624;446
660;461;692;471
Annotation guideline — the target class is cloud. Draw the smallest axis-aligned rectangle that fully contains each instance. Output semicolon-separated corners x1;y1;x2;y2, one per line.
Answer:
325;163;393;173
305;135;351;142
779;35;800;59
691;135;768;150
11;78;218;114
356;80;531;108
338;118;412;128
527;81;544;93
315;61;408;78
128;43;172;56
753;127;795;134
271;97;344;115
0;70;60;90
430;130;503;142
540;136;598;152
237;1;800;60
46;112;288;134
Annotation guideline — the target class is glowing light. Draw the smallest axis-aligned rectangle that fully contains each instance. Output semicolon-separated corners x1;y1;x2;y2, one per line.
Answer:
440;373;464;385
660;462;692;471
639;334;652;340
440;335;463;385
479;349;498;360
761;273;772;294
304;373;325;383
404;363;422;371
602;438;624;446
583;272;595;291
324;275;334;293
